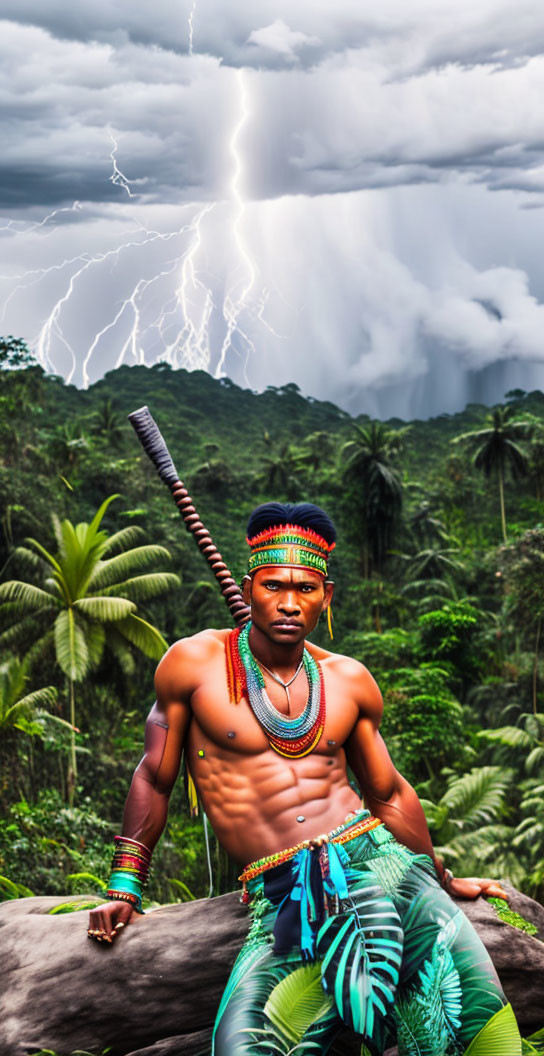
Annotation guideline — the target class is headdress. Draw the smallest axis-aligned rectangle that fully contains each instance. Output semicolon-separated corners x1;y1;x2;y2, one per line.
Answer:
247;523;335;578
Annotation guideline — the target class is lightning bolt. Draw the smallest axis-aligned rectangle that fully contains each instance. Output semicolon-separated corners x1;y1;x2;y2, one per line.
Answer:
81;202;216;386
216;69;258;384
188;0;197;56
0;201;82;237
0;69;289;390
109;132;140;198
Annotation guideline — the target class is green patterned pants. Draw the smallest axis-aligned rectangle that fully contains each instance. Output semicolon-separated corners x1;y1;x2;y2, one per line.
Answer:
213;822;521;1056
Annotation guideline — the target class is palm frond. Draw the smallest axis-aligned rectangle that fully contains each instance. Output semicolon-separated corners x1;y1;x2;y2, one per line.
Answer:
105;628;136;675
4;684;57;718
88;545;172;589
74;596;136;621
478;726;533;749
84;621;106;669
54;609;90;681
11;545;50;574
24;535;63;576
113;614;168;659
100;572;181;602
0;580;58;612
101;525;147;555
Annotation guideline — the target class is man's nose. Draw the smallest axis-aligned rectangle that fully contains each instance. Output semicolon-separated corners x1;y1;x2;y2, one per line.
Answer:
278;593;300;614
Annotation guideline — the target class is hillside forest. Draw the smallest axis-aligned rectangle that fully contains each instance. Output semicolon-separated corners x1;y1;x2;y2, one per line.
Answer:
1;335;543;910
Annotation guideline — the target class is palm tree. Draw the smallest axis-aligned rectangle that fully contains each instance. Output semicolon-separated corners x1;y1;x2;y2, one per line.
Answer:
0;495;180;802
89;397;124;447
256;440;306;500
498;529;544;714
407;501;451;549
341;422;405;576
522;418;544;502
298;432;338;476
454;406;530;543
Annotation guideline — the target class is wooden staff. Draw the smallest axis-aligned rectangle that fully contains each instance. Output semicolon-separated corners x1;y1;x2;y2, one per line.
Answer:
128;405;250;627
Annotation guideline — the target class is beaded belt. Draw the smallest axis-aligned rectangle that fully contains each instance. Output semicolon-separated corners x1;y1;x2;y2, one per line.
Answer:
238;811;382;899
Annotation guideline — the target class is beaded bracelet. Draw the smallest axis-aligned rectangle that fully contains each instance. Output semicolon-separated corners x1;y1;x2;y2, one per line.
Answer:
106;835;152;913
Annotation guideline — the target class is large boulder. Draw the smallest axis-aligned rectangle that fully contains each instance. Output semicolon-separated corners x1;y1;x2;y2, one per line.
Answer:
0;884;542;1056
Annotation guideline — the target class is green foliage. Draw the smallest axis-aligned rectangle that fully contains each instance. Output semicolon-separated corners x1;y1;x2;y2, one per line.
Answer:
0;335;35;370
341;421;405;574
0;656;60;734
340;628;416;671
0;873;34;898
1;361;543;908
48;897;105;914
522;1027;544;1054
487;897;539;936
166;877;196;901
421;766;521;882
379;664;466;784
0;790;112;897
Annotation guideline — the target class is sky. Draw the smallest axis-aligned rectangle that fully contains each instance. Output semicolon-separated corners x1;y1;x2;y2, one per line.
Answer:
2;1;544;418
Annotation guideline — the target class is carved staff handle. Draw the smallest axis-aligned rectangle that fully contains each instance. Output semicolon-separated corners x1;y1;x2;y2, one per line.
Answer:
128;405;250;627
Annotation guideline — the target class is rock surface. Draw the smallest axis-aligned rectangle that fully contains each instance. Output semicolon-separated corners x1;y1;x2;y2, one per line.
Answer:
0;883;542;1056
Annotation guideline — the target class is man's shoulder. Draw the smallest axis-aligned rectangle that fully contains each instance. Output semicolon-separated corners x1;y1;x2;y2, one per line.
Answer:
307;641;371;679
154;628;228;696
307;642;382;716
167;627;229;654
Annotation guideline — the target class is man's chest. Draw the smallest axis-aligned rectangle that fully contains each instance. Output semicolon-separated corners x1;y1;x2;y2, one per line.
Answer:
188;657;360;756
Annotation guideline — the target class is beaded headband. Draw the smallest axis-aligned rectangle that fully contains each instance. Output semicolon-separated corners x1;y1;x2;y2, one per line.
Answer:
247;523;335;578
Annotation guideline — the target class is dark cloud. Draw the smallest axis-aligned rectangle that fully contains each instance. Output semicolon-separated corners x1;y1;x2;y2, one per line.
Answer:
1;4;544;413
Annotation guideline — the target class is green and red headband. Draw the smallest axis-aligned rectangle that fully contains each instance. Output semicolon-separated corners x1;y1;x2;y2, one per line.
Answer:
247;523;335;578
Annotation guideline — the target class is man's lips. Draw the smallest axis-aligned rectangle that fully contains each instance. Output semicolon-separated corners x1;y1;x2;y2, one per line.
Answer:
272;620;302;629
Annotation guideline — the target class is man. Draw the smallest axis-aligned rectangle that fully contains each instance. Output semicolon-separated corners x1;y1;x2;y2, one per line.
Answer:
88;502;521;1055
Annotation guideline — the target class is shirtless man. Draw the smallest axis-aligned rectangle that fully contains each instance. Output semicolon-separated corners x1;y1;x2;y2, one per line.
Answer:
88;502;521;1056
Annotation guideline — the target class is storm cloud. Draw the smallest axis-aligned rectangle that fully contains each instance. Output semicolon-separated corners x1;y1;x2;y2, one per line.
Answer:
1;2;544;414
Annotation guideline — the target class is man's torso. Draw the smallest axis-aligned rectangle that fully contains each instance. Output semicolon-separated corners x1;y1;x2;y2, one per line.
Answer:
183;630;365;865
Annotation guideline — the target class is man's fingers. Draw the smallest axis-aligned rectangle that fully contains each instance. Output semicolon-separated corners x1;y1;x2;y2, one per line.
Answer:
483;881;510;900
450;877;481;899
96;908;113;942
471;877;510;900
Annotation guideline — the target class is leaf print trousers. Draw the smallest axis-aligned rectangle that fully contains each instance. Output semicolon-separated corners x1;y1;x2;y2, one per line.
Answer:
212;822;522;1055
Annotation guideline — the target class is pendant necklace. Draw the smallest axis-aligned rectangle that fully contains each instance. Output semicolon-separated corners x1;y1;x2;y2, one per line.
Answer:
257;657;304;712
225;622;326;759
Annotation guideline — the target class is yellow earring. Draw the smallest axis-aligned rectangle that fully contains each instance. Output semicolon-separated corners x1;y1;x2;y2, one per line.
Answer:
326;605;333;640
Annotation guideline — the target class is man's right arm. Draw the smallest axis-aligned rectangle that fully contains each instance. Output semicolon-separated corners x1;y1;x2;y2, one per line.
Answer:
88;639;197;942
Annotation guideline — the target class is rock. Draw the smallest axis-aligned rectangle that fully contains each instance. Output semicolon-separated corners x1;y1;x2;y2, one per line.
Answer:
0;885;542;1056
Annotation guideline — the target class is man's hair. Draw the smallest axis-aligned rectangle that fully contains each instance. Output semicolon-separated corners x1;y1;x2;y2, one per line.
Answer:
246;502;337;546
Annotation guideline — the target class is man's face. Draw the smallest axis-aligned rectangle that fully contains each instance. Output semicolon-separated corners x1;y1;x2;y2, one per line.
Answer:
243;566;333;645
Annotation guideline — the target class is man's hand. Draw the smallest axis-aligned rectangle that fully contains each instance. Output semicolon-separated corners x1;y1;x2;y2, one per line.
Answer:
447;874;510;901
87;900;136;944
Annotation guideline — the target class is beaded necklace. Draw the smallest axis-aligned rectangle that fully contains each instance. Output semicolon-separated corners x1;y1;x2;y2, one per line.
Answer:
225;622;326;758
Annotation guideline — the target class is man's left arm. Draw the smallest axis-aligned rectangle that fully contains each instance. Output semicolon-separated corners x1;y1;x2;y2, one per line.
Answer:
344;666;508;900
